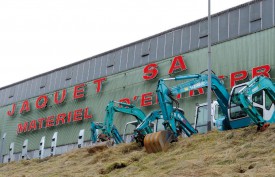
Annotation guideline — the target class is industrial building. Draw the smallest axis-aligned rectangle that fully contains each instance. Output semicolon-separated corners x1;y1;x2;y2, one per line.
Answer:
1;0;275;162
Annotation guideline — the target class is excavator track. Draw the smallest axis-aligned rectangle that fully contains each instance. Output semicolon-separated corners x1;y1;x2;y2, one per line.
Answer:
143;130;174;153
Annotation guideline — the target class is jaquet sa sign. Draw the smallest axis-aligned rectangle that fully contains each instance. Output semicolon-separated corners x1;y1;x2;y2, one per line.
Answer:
6;55;271;134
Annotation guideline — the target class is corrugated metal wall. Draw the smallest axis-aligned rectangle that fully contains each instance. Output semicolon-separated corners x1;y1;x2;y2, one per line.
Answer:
1;26;275;155
0;0;275;107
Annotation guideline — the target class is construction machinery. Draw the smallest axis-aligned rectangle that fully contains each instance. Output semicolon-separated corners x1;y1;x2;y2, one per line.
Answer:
90;101;153;144
135;108;189;152
187;75;275;132
194;101;220;133
230;76;274;130
135;76;201;153
140;74;274;153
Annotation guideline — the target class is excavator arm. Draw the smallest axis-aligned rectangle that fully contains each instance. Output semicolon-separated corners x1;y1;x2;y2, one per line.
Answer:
141;74;233;153
156;77;201;136
170;74;232;130
232;76;275;131
169;74;230;117
90;101;153;144
90;122;103;143
157;74;230;134
141;75;212;153
90;122;123;144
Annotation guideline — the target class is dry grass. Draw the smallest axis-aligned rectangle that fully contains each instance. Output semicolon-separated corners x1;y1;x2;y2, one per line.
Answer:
1;124;275;177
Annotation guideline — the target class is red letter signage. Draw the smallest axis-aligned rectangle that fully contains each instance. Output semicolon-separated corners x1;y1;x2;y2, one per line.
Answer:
141;92;153;107
73;108;83;122
93;77;107;93
20;100;30;114
38;118;45;129
143;63;158;80
252;64;271;78
118;98;131;105
73;83;86;99
28;120;37;131
84;107;92;119
35;95;48;109
168;56;187;74
54;89;67;104
56;113;66;126
7;103;16;116
46;115;55;128
230;70;248;88
17;122;29;134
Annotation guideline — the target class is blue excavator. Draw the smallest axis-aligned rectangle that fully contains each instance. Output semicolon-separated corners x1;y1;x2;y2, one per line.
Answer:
194;75;275;132
230;75;274;130
135;75;203;153
92;75;274;153
90;101;153;144
136;74;274;153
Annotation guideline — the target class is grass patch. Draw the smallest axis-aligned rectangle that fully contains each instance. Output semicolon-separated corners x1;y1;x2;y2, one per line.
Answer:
1;124;275;177
99;161;128;174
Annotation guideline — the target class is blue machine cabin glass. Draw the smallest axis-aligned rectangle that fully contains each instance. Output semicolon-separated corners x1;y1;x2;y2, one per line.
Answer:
265;92;273;110
195;105;208;133
229;85;248;120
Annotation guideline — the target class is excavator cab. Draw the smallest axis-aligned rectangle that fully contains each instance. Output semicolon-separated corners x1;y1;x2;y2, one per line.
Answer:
251;90;274;122
123;121;140;143
195;79;275;132
227;83;252;129
123;118;164;143
194;101;219;133
228;83;275;129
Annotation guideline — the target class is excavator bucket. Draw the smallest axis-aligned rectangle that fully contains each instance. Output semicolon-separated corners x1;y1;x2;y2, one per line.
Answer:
258;123;270;132
143;130;173;153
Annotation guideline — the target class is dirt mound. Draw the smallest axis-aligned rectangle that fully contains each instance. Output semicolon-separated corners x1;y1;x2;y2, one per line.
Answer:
1;125;275;177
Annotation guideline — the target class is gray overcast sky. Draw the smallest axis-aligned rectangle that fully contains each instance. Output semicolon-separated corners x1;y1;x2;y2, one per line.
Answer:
0;0;251;88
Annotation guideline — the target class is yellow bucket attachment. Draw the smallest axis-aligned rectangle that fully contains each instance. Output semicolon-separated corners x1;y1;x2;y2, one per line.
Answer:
143;130;173;153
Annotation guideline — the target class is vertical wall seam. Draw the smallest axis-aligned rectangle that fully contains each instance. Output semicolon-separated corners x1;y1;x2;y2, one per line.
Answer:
198;22;201;48
133;45;136;68
164;34;166;59
189;26;191;51
249;4;251;33
228;12;230;38
126;47;129;70
119;50;123;72
218;16;220;42
172;31;175;56
238;9;241;35
180;28;183;53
